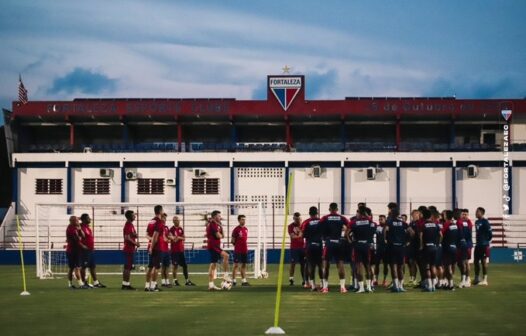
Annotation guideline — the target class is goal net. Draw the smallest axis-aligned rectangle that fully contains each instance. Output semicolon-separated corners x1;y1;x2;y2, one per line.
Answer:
35;202;267;279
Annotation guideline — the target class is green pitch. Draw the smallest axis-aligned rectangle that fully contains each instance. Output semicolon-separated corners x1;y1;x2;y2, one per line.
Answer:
1;264;525;336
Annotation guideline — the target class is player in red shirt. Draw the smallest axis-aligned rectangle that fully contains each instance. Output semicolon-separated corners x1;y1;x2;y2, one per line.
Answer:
122;210;140;290
160;213;174;288
170;215;196;286
457;208;474;288
231;215;250;286
146;205;165;292
66;216;88;289
288;212;306;287
79;213;106;288
206;210;231;290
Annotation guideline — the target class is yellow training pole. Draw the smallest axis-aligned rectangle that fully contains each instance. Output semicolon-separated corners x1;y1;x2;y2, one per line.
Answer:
17;215;30;296
265;171;294;335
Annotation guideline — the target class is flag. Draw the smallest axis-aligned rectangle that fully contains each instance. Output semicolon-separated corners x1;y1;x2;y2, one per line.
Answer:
18;74;28;104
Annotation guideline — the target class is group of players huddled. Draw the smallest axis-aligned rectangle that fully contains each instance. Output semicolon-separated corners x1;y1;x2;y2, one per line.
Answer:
288;202;493;293
66;202;492;293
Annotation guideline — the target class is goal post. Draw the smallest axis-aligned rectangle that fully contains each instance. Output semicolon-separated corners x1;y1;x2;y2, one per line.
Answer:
35;202;267;279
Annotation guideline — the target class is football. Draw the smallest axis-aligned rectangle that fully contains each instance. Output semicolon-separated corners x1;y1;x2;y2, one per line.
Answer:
221;280;232;291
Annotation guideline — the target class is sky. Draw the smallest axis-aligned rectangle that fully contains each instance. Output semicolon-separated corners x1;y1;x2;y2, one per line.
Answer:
0;0;525;122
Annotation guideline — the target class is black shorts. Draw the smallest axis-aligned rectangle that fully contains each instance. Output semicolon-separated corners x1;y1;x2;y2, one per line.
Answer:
171;252;187;266
373;246;387;264
405;245;417;261
306;243;323;264
209;248;222;263
424;245;437;267
123;251;134;271
324;240;345;263
81;250;95;269
234;252;248;264
434;246;443;267
161;252;171;267
443;245;457;265
474;245;490;260
354;242;372;265
290;248;306;264
149;250;161;269
67;251;80;269
389;244;405;265
342;240;353;263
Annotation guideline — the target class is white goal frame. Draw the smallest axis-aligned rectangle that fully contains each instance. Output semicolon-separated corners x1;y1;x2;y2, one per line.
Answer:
35;201;267;279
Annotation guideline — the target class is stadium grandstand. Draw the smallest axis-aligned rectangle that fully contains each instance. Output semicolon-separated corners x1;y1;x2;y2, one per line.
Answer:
1;74;525;267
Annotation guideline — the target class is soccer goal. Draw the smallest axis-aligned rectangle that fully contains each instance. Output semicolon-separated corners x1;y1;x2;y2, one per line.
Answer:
35;202;268;279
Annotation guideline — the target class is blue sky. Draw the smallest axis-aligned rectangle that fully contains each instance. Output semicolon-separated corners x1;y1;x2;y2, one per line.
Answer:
0;0;525;120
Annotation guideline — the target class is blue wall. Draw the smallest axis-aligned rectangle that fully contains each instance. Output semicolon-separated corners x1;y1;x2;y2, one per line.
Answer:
1;248;525;265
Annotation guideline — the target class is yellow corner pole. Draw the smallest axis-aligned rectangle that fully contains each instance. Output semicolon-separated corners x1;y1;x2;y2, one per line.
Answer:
17;215;30;295
272;171;294;330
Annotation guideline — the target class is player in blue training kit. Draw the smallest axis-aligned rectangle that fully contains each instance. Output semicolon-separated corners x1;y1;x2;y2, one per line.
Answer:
348;205;376;293
419;208;442;292
373;215;389;288
441;210;458;290
384;207;408;292
301;206;323;291
474;207;492;286
319;202;349;293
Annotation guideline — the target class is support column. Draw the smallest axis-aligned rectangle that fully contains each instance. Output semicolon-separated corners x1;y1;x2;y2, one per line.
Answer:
341;163;345;214
69;123;75;148
396;163;401;206
340;121;346;152
230;122;237;151
120;166;126;203
175;165;180;203
285;120;292;151
177;123;183;152
450;120;456;149
230;163;235;214
396;118;401;151
451;164;457;210
12;166;18;213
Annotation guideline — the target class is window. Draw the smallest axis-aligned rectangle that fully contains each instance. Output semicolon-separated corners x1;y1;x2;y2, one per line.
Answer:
137;178;165;195
192;178;219;195
83;178;110;195
35;179;63;194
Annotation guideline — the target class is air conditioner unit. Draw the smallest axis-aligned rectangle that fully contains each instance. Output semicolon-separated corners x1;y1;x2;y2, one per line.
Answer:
467;165;478;178
366;167;377;180
309;165;322;178
166;178;176;186
99;168;113;178
125;168;138;180
194;169;207;178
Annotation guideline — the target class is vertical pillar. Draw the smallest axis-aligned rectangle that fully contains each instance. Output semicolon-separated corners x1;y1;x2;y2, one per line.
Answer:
175;165;180;203
396;119;401;151
340;121;346;152
340;163;345;214
177;123;183;152
12;166;18;213
120;166;126;203
69;123;75;148
451;164;457;210
230;122;237;151
285;120;292;150
450;120;456;149
230;163;235;214
396;163;401;206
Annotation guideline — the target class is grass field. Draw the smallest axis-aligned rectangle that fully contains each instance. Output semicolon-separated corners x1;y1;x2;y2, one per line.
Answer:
1;264;525;336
